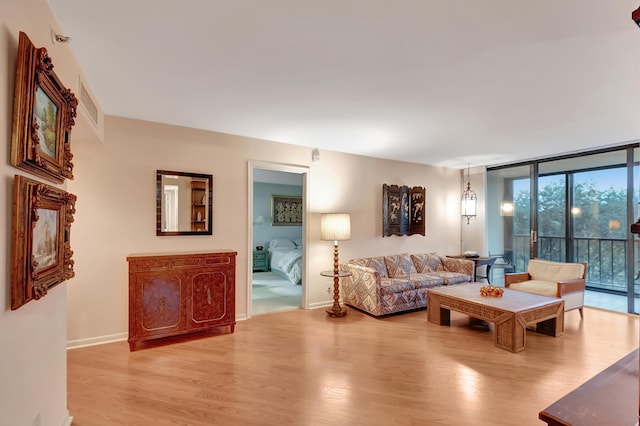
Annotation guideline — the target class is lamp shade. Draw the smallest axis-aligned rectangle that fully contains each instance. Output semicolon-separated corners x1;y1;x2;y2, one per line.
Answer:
321;213;351;241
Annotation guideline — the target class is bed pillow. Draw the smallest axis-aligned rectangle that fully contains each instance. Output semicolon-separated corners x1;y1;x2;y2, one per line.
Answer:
293;238;303;247
269;238;296;249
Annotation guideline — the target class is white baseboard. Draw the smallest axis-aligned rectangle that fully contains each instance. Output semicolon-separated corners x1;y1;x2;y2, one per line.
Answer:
309;300;334;309
61;410;73;426
66;332;127;350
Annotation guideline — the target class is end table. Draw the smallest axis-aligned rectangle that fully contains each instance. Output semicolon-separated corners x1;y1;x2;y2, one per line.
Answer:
321;270;352;317
252;250;268;272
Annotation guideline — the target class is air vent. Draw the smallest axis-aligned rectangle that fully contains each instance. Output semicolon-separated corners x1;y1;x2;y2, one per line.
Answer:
79;78;98;126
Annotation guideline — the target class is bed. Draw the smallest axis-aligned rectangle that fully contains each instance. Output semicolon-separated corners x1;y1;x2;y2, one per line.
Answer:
268;238;303;284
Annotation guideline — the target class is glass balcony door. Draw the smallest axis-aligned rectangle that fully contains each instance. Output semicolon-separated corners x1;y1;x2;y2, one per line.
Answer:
487;145;639;314
487;164;532;284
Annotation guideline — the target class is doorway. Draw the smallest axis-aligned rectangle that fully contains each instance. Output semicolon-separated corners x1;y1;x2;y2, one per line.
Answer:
247;161;309;318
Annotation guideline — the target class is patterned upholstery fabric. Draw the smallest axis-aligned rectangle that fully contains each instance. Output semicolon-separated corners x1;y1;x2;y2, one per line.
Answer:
411;253;443;273
433;271;471;285
384;254;417;277
340;253;473;316
350;256;388;278
408;273;445;289
440;257;474;276
380;278;414;295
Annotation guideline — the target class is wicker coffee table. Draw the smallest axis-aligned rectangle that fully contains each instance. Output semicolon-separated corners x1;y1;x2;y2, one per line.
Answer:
427;283;564;352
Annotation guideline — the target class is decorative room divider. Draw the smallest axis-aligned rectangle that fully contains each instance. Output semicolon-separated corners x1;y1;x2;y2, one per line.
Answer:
382;184;425;237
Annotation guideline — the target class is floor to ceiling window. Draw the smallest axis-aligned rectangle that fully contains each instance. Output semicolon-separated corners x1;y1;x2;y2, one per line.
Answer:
487;145;639;314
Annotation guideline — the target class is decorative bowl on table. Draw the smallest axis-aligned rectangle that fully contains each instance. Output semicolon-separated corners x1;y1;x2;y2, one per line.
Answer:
480;285;504;297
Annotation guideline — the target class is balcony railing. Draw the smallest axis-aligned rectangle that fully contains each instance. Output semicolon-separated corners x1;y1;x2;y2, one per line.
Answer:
511;235;638;295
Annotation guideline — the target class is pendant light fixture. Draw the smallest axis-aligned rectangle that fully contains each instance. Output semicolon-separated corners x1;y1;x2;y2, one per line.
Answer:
461;165;477;225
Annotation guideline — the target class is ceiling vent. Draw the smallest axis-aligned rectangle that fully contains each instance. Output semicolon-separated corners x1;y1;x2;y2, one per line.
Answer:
78;78;98;126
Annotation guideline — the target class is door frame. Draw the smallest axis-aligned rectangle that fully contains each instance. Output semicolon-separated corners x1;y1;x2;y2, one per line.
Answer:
247;160;310;319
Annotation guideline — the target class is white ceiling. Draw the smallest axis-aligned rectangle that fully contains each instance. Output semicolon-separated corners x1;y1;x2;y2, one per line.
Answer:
47;0;640;169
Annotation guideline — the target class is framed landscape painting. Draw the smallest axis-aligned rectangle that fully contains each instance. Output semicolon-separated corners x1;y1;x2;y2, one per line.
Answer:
11;31;78;183
11;175;76;310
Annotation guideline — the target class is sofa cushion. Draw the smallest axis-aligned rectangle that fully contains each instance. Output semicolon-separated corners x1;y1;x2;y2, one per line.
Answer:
408;273;445;289
528;259;585;282
411;253;444;273
508;280;557;298
350;256;388;278
379;277;416;295
427;271;472;285
384;254;417;278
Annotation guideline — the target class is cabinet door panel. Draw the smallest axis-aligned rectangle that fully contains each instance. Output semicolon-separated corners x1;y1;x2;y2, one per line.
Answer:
191;271;230;323
141;275;182;332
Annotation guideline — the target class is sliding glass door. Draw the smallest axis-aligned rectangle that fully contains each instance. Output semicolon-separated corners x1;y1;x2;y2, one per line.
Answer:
487;145;639;314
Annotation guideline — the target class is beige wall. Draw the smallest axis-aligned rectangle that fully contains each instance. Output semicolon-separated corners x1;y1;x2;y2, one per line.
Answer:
1;1;484;424
1;0;101;424
66;116;469;346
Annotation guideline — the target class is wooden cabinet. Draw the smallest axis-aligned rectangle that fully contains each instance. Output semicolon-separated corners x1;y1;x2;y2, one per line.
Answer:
127;251;236;351
252;250;269;272
191;180;207;231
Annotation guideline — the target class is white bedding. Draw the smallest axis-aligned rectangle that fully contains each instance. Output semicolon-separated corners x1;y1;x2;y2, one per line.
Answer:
270;247;302;284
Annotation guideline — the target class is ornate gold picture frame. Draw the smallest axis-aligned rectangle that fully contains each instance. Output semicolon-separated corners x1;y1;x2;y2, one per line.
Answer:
11;31;78;184
11;175;77;310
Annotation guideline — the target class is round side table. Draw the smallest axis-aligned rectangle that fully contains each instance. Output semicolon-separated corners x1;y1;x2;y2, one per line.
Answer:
321;270;352;317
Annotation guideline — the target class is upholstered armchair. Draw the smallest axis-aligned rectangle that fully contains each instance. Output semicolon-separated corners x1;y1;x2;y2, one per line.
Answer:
504;259;587;318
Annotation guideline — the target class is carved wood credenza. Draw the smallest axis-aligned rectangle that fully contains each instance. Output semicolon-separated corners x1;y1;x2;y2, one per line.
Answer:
127;251;236;351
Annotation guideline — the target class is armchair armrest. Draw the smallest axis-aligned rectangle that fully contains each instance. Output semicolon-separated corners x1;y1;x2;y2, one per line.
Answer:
504;272;531;287
556;278;586;296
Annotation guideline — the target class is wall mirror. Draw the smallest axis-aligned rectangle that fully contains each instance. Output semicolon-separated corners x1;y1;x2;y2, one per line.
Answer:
156;170;213;236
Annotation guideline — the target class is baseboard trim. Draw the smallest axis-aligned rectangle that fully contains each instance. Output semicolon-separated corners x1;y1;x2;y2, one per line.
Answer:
61;410;73;426
309;301;334;309
66;332;127;350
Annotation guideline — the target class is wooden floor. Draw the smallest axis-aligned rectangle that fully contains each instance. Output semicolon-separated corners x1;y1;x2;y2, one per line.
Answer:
68;306;639;426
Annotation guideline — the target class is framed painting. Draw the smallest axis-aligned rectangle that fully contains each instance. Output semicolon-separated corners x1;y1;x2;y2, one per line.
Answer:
11;175;77;310
271;195;302;226
11;31;78;184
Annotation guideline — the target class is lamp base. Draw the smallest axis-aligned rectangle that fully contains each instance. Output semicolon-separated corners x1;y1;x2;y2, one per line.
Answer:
326;305;348;317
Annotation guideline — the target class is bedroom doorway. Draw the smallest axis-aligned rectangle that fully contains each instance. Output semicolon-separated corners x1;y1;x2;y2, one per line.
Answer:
248;161;309;318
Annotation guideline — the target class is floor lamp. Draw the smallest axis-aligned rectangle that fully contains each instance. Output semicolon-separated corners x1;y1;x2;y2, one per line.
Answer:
321;213;351;317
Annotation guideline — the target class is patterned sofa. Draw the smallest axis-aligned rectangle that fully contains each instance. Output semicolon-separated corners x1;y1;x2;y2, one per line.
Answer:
339;253;474;316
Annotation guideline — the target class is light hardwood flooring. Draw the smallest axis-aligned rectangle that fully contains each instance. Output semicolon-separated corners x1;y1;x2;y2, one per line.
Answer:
68;306;638;426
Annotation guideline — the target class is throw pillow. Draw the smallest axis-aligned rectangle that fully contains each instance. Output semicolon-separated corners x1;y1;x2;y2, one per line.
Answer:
411;253;443;272
384;254;417;278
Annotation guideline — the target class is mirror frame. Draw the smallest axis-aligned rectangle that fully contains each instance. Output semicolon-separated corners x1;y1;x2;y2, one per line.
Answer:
156;170;213;236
